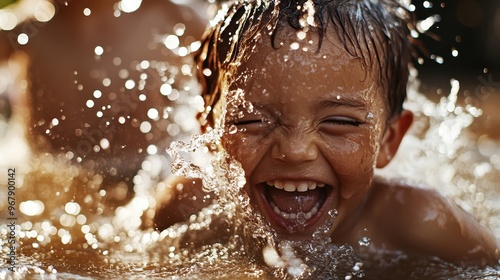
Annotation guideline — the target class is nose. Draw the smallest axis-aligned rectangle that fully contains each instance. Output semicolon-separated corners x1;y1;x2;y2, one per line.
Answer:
271;131;318;163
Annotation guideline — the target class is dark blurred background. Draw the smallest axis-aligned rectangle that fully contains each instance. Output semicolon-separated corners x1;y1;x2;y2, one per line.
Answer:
411;0;500;96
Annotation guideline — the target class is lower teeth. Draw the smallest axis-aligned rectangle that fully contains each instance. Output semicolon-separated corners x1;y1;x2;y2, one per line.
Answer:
270;201;320;221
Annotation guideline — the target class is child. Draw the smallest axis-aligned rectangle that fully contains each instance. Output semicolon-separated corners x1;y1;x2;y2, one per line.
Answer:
154;0;499;266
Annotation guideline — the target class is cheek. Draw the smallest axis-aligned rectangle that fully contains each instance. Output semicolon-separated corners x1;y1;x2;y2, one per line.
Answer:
223;133;259;173
223;133;242;157
338;141;377;174
324;133;379;198
325;132;378;167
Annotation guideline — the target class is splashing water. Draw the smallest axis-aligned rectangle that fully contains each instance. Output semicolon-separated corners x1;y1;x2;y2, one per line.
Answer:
1;1;500;280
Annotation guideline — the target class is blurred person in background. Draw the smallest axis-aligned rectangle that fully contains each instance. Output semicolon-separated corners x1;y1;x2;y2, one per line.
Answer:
0;0;208;205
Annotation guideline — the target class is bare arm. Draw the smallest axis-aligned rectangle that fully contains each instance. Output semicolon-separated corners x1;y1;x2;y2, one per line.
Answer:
150;177;214;231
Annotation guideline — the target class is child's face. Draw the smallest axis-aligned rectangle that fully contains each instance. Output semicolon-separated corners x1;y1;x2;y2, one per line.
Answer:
222;27;396;239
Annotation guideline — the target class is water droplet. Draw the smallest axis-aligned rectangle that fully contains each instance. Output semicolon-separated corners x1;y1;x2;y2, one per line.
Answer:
34;2;56;22
328;209;338;218
178;47;188;57
296;212;306;225
202;68;212;76
102;78;111;87
435;56;444;64
17;33;29;45
65;202;81;215
119;0;142;13
160;84;172;96
100;138;110;150
93;90;102;98
0;11;17;30
353;261;363;272
86;100;94;108
164;34;180;50
20;200;45;216
296;31;306;40
228;125;238;134
358;236;371;246
173;23;186;36
140;121;152;133
125;79;135;89
181;64;191;75
147;108;159;120
94;46;104;56
147;145;158;155
140;60;150;69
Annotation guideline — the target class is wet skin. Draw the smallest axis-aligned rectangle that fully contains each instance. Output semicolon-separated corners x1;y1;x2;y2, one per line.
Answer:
223;27;404;240
154;27;499;265
222;27;498;265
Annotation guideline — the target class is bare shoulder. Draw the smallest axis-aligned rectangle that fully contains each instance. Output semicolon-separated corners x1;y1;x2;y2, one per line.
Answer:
369;176;499;266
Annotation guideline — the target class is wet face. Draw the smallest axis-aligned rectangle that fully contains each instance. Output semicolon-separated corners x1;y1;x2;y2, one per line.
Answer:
222;27;390;240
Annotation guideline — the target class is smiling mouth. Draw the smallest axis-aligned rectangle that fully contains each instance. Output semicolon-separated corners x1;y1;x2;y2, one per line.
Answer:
258;180;332;233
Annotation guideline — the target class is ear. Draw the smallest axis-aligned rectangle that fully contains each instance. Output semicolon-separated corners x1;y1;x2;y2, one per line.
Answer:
376;110;414;168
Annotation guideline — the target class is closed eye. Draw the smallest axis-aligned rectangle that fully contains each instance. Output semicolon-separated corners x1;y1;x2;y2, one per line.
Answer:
232;119;265;126
322;116;362;127
229;116;272;127
227;117;271;135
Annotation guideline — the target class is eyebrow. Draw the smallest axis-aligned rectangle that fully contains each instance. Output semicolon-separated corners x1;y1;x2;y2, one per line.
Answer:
316;92;369;111
242;102;282;119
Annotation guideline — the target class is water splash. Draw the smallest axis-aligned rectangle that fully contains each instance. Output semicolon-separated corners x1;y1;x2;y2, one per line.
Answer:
379;75;497;229
1;1;500;280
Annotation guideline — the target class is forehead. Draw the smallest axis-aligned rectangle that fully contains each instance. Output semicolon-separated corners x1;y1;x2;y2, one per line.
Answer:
232;26;383;103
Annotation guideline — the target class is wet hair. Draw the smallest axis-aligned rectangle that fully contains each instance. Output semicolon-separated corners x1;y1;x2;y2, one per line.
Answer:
195;0;416;129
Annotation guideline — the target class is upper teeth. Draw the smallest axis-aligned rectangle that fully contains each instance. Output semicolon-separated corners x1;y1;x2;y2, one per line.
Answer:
267;180;325;192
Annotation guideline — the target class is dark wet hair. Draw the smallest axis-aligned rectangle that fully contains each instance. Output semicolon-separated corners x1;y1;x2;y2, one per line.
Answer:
195;0;416;129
